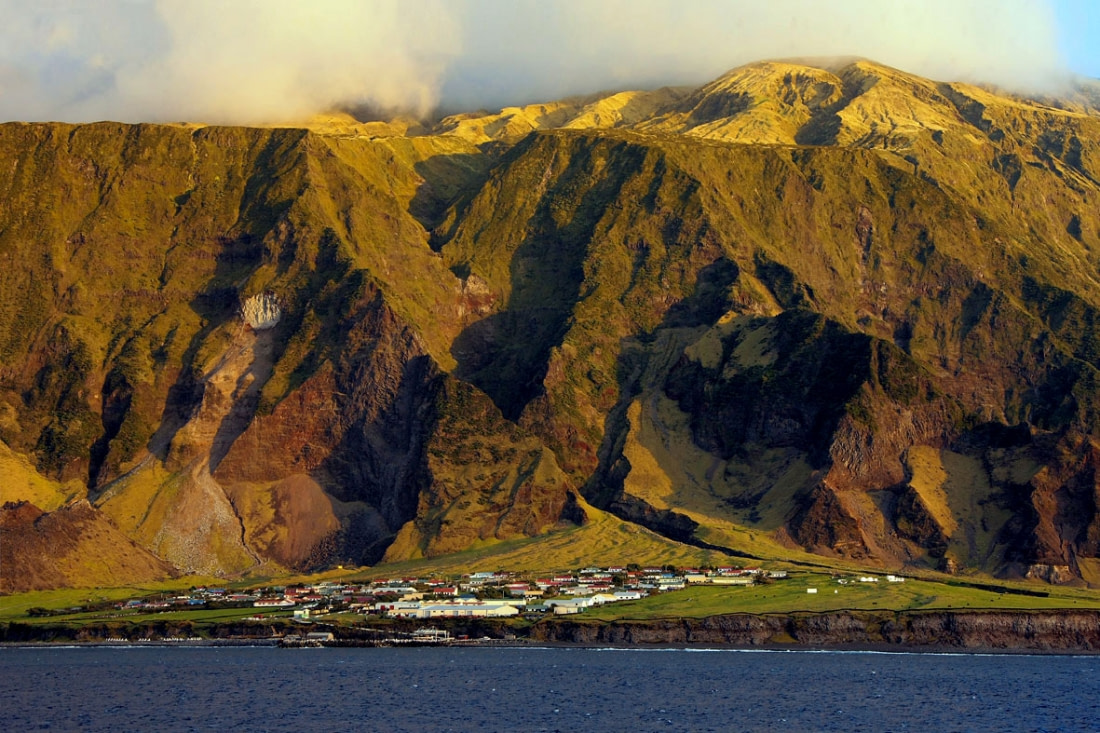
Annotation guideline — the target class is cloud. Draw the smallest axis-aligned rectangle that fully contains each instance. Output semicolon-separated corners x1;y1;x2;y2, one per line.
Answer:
0;0;459;123
0;0;1068;124
442;0;1066;109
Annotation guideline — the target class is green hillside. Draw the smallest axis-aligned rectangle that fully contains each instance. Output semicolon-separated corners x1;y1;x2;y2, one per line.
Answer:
4;59;1100;592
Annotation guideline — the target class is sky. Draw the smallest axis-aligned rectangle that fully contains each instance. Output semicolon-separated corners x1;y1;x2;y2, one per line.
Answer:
0;0;1097;124
1052;0;1100;79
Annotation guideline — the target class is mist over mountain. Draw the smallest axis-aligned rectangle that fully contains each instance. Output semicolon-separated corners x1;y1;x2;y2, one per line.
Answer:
0;0;1070;124
4;57;1100;591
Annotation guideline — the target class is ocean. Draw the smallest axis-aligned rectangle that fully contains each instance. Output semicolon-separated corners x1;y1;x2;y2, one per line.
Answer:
3;645;1098;732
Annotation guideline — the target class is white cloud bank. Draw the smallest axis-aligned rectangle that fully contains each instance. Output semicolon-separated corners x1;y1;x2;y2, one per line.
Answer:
0;0;1068;124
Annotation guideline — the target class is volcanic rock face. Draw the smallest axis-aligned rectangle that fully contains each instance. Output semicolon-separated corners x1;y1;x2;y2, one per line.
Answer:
4;59;1100;588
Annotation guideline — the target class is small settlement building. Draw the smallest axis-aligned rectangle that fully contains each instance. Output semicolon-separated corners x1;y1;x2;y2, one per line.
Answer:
386;601;520;620
546;598;594;615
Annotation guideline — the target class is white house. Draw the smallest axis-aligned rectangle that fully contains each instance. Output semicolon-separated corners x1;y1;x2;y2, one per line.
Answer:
370;586;419;596
373;601;422;616
711;576;754;586
413;602;519;619
547;597;594;614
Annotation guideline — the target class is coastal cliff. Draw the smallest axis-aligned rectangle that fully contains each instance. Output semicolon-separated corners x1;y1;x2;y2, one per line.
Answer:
530;610;1100;652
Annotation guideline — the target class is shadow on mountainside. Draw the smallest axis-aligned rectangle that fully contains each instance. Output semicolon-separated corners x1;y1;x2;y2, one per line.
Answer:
409;151;492;248
449;139;649;421
580;257;754;551
101;231;266;492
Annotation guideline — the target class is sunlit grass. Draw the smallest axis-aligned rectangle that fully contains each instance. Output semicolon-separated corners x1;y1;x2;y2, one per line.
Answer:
345;503;744;580
0;576;226;622
14;605;293;627
585;573;1100;620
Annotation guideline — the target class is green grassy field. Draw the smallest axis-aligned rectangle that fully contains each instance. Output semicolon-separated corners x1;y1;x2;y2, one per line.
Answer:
0;579;222;622
585;573;1100;620
11;605;294;627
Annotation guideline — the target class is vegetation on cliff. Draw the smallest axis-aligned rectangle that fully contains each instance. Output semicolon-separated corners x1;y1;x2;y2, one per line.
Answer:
5;59;1100;591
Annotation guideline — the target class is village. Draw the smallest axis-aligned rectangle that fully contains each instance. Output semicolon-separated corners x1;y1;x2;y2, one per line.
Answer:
111;564;804;621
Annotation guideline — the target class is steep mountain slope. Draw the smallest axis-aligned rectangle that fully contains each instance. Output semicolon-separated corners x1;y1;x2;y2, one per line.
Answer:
4;59;1100;590
0;122;576;586
436;59;1100;580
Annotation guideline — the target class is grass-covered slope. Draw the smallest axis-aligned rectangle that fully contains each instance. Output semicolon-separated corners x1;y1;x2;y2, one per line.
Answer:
0;500;177;593
436;60;1100;579
0;122;575;588
4;58;1100;590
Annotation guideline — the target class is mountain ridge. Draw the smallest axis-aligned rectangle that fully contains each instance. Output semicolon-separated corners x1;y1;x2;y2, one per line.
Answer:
4;58;1100;591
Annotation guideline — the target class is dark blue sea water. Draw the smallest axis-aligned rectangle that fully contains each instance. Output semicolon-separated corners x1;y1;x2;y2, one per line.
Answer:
2;645;1098;732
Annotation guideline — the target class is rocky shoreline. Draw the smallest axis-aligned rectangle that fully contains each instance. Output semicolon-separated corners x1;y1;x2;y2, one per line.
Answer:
6;609;1100;653
527;610;1100;653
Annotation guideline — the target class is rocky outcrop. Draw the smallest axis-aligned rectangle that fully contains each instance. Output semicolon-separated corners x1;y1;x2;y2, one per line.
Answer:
786;483;870;558
383;376;575;560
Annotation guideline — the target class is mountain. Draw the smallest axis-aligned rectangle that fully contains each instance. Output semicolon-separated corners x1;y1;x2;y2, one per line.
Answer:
3;59;1100;590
